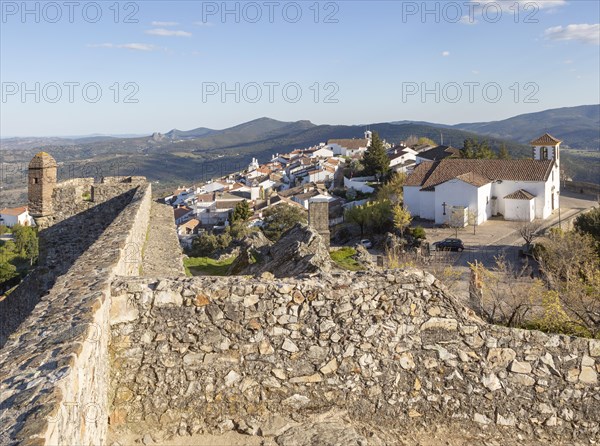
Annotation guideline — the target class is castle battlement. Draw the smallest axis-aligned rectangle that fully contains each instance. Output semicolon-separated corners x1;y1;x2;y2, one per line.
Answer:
0;154;598;446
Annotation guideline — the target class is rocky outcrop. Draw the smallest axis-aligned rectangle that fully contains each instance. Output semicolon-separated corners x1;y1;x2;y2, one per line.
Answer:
228;231;273;275
353;244;374;270
231;224;332;278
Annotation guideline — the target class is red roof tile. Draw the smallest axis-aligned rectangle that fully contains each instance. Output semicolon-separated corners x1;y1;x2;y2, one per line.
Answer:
405;159;554;189
530;133;562;145
504;189;535;200
0;206;28;216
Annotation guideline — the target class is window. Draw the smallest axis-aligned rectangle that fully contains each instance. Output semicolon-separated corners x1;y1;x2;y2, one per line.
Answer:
32;178;39;184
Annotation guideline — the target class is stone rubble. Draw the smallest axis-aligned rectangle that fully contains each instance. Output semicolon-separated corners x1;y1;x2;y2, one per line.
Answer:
109;270;600;444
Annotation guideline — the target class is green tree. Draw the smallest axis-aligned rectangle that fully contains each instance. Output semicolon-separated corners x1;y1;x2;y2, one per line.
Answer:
262;204;307;241
574;208;600;247
0;261;17;283
345;200;392;236
392;204;412;238
417;137;437;146
377;173;406;204
345;204;370;237
498;144;511;159
461;138;496;159
228;221;257;240
369;200;392;233
232;200;251;223
12;225;38;266
362;132;391;178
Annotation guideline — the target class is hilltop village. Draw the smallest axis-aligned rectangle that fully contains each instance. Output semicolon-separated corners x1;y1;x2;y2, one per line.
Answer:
163;132;563;250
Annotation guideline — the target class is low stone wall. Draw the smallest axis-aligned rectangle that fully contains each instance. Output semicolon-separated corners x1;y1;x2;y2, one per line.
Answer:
0;183;152;446
564;180;600;196
51;178;95;224
0;187;139;348
109;271;599;444
93;178;147;205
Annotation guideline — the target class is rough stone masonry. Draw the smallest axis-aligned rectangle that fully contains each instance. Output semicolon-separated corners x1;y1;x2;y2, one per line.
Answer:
108;271;600;445
0;152;599;446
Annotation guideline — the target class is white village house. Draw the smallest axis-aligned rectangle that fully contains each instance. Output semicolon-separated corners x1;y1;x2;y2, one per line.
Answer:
0;206;35;227
404;134;562;225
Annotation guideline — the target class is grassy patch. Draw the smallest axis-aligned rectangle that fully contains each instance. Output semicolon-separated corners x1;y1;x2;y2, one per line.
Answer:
184;256;235;276
330;247;363;271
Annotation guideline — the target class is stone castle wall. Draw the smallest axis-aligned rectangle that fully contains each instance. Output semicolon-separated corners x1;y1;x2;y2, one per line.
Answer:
109;271;599;444
0;182;152;446
1;165;599;446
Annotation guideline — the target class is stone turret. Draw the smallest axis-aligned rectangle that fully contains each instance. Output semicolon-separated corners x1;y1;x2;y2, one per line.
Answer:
308;197;330;249
28;151;57;228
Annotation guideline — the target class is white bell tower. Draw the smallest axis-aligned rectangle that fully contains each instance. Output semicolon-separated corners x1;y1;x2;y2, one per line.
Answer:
531;133;562;212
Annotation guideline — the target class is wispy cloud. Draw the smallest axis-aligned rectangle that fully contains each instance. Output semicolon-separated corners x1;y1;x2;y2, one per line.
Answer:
88;43;161;52
151;21;179;26
145;28;192;37
442;51;450;57
544;24;600;45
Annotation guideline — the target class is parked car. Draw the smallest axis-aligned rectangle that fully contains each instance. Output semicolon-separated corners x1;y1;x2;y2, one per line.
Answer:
359;239;373;249
432;238;464;252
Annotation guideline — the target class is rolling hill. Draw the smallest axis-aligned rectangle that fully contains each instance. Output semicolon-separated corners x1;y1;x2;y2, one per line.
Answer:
1;107;598;208
454;105;599;150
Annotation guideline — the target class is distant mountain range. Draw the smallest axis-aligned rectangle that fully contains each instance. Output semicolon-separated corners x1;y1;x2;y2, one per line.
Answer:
1;106;598;200
391;104;600;150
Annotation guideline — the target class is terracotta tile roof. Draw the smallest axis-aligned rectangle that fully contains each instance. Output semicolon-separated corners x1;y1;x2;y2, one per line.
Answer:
530;133;562;145
404;162;435;187
327;139;369;150
174;207;193;220
455;172;492;187
196;193;215;202
180;218;200;229
0;206;28;216
504;189;535;200
405;159;554;189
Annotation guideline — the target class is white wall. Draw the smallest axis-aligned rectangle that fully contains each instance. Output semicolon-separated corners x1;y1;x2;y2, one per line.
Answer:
434;180;480;225
403;186;421;218
505;199;534;221
344;177;374;194
475;183;492;224
491;180;549;219
0;212;34;227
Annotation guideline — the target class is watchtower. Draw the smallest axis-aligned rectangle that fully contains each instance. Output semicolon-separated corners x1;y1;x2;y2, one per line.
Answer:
28;151;57;228
308;198;330;249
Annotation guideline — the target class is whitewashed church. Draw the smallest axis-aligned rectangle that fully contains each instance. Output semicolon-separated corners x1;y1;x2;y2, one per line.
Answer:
404;134;562;225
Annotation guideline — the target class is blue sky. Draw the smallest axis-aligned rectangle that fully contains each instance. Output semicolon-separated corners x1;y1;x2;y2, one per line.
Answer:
1;0;599;136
